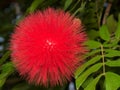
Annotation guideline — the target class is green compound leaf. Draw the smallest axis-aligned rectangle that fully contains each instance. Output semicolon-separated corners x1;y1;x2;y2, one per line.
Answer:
84;73;104;90
106;72;120;90
106;59;120;67
64;0;73;10
75;63;102;89
99;25;110;41
75;55;101;78
84;40;101;49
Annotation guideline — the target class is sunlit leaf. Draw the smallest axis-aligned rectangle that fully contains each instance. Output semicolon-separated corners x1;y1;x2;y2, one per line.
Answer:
76;63;102;89
106;72;120;90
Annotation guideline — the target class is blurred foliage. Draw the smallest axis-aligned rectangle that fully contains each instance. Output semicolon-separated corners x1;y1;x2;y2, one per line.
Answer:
0;0;120;90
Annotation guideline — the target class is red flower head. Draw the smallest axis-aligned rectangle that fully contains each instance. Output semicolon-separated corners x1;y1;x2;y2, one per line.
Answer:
10;8;87;86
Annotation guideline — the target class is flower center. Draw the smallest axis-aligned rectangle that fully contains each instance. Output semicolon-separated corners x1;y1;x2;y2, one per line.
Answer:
44;39;56;51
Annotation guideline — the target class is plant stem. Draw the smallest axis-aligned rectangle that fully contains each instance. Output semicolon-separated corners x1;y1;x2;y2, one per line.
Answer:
102;2;112;24
100;45;105;75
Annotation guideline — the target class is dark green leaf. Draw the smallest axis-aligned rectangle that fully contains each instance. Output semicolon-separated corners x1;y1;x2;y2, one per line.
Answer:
75;63;102;89
106;15;117;33
12;83;30;90
26;0;44;13
87;30;99;39
115;19;120;39
73;2;86;16
75;55;101;78
64;0;72;10
84;40;101;49
99;25;110;41
84;73;104;90
0;51;11;64
106;72;120;90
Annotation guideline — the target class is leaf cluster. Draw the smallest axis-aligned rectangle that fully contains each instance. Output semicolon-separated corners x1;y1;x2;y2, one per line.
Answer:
75;14;120;90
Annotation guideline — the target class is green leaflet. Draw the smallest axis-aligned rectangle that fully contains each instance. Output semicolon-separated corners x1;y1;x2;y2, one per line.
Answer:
84;73;104;90
12;83;30;90
0;51;11;64
115;17;120;39
26;0;44;13
84;40;101;49
64;0;73;10
87;30;99;39
106;59;120;67
82;76;94;88
84;49;101;58
106;72;120;90
99;25;110;41
0;62;14;88
75;55;101;78
105;49;120;57
0;78;6;88
106;15;117;33
75;63;102;89
73;2;86;16
1;62;14;74
103;40;118;47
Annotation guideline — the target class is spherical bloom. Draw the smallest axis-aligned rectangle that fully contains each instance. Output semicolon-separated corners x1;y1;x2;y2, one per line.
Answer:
10;8;87;86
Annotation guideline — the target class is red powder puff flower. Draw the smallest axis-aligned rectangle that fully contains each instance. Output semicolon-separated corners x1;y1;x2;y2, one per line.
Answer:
10;8;87;86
